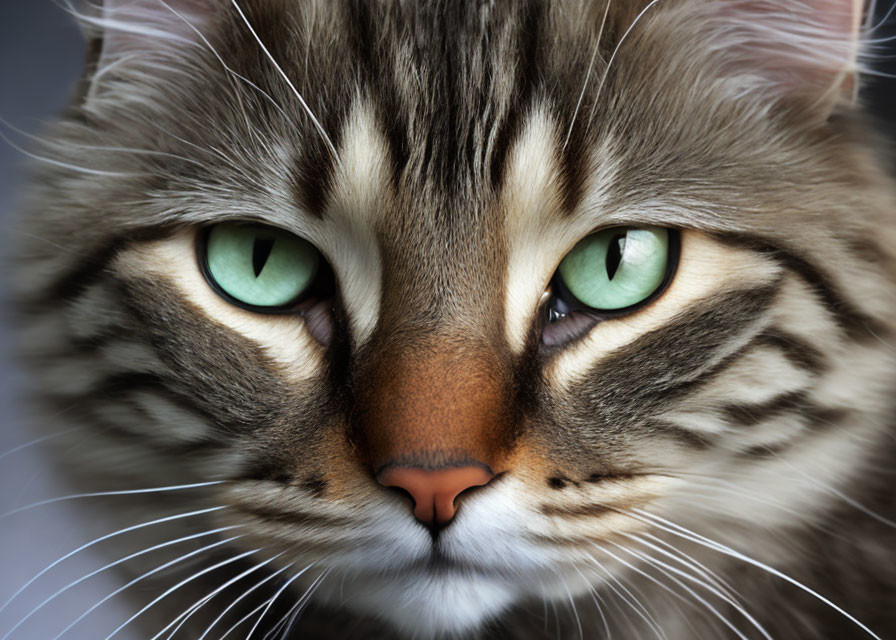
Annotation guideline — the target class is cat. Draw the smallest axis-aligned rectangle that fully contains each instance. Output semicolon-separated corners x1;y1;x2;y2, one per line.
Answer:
6;0;896;638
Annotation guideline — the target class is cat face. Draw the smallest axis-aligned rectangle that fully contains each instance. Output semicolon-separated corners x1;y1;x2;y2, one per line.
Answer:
14;0;896;636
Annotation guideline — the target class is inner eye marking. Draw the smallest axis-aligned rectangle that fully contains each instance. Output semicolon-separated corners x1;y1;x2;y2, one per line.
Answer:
542;227;680;346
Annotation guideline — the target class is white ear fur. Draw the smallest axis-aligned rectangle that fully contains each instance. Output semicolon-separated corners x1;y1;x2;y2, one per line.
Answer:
75;0;218;93
707;0;868;111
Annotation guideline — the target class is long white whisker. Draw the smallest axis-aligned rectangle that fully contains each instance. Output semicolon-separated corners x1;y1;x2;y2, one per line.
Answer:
52;535;243;640
0;430;73;462
0;481;225;520
229;0;340;163
557;573;584;640
264;569;329;640
0;113;206;168
579;559;667;640
630;508;883;640
570;565;614;639
155;553;286;640
196;564;294;640
0;506;227;616
215;565;312;640
154;0;291;122
0;127;136;178
618;538;772;640
563;0;612;150
590;543;750;640
1;526;238;640
635;531;740;600
585;0;663;132
244;565;314;640
103;546;260;640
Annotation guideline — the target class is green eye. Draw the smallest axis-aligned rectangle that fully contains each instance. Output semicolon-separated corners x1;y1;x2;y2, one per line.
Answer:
202;223;320;310
556;227;673;311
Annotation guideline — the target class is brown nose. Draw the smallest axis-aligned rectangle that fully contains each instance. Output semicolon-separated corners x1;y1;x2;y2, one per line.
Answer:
378;465;494;526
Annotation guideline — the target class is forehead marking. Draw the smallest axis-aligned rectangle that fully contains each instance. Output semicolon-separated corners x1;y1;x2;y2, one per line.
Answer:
324;98;388;346
502;108;621;355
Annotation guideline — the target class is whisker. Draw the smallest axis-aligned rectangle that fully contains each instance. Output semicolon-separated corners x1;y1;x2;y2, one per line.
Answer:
0;506;227;616
563;0;612;150
0;430;73;462
0;481;226;520
585;0;664;132
102;546;260;640
578;560;666;640
154;0;291;122
1;526;239;640
0;114;206;168
630;508;884;640
263;569;329;640
196;564;294;640
634;531;740;602
570;565;614;639
154;553;285;640
244;564;314;640
229;0;340;163
51;535;244;640
616;539;771;640
590;543;750;640
556;571;584;640
0;126;137;178
214;565;312;640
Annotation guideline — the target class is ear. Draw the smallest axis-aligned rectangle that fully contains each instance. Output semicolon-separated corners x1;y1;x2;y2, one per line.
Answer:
77;0;219;93
708;0;868;114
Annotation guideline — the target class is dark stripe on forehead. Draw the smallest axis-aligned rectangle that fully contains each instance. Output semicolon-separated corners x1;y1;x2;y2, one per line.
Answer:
488;0;543;192
341;1;409;189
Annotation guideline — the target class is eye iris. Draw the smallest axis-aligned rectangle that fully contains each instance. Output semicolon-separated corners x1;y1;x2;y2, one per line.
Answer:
556;227;670;311
204;224;320;309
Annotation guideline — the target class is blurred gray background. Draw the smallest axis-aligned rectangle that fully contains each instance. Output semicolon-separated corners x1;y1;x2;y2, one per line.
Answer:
1;4;145;639
0;2;895;639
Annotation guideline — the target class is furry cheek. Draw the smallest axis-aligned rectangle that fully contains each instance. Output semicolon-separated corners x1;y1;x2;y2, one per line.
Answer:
114;230;325;384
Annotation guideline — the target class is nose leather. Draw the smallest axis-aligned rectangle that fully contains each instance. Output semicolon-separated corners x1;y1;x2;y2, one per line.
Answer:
378;465;494;526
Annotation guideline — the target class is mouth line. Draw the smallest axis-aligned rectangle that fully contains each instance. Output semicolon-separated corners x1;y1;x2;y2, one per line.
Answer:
374;549;518;580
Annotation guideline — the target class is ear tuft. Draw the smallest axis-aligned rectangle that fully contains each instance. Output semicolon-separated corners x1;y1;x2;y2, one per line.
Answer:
704;0;867;112
74;0;218;82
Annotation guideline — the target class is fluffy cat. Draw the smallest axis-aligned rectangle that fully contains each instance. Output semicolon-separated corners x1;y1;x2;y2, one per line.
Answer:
6;0;896;638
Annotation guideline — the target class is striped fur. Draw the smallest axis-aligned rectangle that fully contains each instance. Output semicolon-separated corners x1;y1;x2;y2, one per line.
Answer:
8;0;896;638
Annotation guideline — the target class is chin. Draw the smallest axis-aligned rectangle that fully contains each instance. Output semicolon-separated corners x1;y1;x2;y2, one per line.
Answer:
315;569;520;637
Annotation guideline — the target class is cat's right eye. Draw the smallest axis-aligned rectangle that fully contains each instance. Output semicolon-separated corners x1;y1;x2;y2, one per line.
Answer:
198;223;327;313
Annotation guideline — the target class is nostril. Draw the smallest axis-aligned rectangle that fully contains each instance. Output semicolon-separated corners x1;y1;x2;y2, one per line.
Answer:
385;484;416;508
452;470;502;505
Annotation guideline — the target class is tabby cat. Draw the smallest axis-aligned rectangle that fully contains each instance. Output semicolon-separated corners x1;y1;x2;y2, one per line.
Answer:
6;0;896;638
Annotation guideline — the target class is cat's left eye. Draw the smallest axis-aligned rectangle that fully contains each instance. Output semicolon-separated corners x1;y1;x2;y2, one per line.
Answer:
199;223;325;312
543;226;679;345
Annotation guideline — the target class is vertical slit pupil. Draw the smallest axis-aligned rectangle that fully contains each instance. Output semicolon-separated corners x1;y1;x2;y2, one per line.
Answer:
252;236;276;277
606;233;626;280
